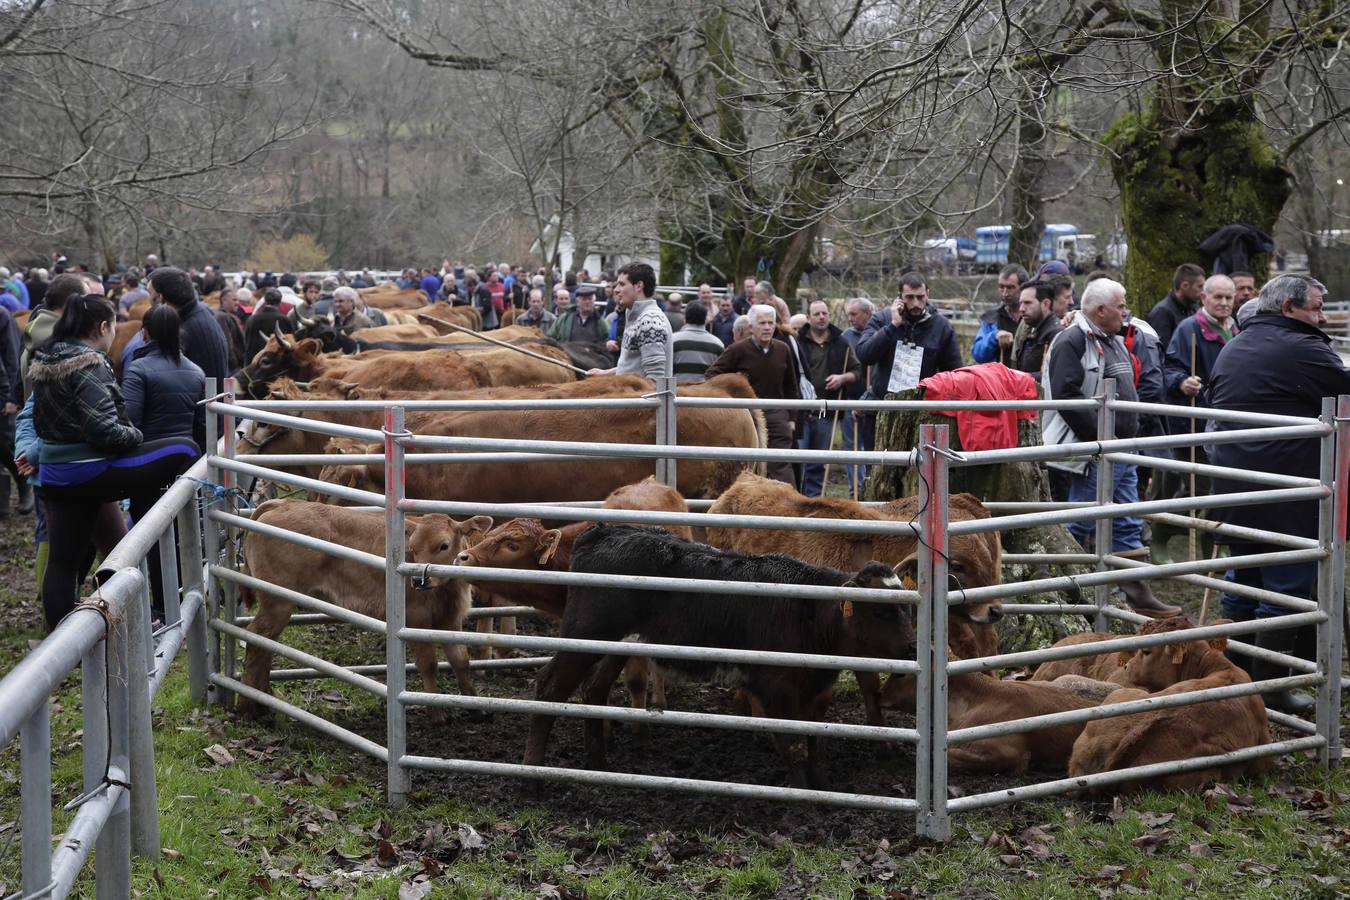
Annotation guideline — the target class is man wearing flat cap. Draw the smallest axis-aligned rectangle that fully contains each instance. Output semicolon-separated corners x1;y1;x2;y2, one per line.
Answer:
549;284;604;345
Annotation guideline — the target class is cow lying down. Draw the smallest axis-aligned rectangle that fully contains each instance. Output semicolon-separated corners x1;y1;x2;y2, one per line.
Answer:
1069;615;1272;793
523;524;915;789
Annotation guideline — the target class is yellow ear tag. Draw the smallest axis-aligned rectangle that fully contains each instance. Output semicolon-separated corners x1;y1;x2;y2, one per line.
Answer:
842;600;855;618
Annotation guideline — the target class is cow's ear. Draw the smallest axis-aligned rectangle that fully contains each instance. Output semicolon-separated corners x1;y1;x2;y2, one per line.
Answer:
537;529;563;565
458;515;494;542
893;556;919;591
341;382;361;398
1115;650;1135;666
1168;643;1186;664
294;338;322;359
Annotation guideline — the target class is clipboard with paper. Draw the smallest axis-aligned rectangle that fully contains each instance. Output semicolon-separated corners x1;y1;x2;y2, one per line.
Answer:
887;342;924;393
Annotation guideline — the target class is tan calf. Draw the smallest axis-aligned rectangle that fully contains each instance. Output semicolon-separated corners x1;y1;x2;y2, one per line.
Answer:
1068;616;1271;793
237;499;492;721
946;674;1100;773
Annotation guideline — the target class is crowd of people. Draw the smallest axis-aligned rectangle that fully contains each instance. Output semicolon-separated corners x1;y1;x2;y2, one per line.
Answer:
0;251;1343;716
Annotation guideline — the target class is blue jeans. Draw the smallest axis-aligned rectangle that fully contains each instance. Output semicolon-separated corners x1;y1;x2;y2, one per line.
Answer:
1219;542;1315;619
797;415;835;497
838;411;869;496
1067;461;1143;552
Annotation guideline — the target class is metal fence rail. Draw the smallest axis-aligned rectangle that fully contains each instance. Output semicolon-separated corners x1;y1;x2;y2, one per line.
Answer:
190;374;1347;841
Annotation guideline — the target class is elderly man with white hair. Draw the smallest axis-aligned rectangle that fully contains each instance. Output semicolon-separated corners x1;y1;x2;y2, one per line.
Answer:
332;286;372;332
1043;277;1182;618
705;303;799;484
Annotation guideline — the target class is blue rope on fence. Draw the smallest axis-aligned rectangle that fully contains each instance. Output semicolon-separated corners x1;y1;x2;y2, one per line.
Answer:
176;475;253;512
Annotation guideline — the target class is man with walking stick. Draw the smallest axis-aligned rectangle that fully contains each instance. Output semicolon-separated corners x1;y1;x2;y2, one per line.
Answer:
796;300;861;496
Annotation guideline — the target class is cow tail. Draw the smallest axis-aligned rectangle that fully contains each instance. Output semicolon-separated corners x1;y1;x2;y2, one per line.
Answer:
750;408;768;476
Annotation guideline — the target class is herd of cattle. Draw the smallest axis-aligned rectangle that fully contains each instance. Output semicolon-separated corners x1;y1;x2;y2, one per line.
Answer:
225;284;1275;797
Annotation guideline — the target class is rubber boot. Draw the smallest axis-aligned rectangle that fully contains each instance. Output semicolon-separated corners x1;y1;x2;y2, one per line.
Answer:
0;471;10;519
1118;580;1183;619
1252;621;1316;715
15;477;32;515
1148;521;1181;566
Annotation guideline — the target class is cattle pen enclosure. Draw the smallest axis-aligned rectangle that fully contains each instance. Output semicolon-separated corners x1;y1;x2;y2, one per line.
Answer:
0;376;1347;897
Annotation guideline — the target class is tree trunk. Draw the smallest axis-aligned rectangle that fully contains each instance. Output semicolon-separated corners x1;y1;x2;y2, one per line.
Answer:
862;388;1095;653
1105;101;1291;316
1007;89;1051;273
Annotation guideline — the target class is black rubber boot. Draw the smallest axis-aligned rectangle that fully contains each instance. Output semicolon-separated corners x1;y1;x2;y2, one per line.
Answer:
14;476;32;515
1253;622;1316;715
0;472;10;519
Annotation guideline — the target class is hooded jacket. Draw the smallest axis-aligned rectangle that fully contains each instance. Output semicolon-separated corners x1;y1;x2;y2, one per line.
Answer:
30;339;142;463
1042;312;1140;473
855;305;963;398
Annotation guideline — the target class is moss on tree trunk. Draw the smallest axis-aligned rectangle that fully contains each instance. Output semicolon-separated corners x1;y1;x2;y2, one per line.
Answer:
862;388;1096;653
1106;103;1290;316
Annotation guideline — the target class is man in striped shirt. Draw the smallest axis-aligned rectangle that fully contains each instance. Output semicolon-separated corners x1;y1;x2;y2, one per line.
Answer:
671;302;725;383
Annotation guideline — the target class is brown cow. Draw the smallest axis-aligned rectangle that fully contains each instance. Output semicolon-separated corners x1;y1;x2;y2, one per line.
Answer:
1068;615;1271;793
344;323;439;342
945;673;1100;773
234;375;655;482
704;473;1003;725
110;321;143;377
458;478;692;713
236;499;492;721
356;286;432;311
317;374;766;502
1028;631;1129;683
235;333;493;398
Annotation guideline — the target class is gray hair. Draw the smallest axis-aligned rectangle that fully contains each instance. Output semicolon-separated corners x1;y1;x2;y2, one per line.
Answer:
333;286;359;304
748;303;776;323
1203;274;1235;294
755;280;774;295
1255;274;1326;314
1080;278;1125;312
847;297;875;315
732;314;751;339
529;288;544;303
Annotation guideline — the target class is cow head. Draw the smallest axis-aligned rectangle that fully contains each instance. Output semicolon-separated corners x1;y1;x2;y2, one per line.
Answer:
315;438;384;501
1116;615;1232;691
455;518;563;570
836;562;916;660
237;332;325;399
893;554;1004;625
406;514;494;591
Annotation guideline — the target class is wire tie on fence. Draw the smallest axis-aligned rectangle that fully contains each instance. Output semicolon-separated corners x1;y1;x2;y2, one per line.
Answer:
922;443;967;462
197;390;231;407
2;877;57;900
640;389;673;400
176;475;253;511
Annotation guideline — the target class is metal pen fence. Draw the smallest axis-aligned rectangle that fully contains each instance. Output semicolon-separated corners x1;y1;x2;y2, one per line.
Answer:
0;455;211;899
8;368;1336;890
203;374;1347;840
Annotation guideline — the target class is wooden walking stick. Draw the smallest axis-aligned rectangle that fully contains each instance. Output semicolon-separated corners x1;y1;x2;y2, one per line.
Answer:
1197;543;1222;624
416;313;589;376
1188;333;1198;562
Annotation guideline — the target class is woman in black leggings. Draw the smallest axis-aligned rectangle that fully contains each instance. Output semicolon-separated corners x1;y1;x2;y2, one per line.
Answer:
30;294;199;630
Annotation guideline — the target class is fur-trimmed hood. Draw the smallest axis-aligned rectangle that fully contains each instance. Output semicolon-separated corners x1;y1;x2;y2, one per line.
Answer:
29;340;107;384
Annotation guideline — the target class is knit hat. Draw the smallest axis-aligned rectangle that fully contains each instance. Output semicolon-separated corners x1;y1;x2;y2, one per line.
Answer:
1035;260;1072;279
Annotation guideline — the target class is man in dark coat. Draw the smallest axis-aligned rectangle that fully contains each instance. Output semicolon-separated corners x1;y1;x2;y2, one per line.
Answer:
796;300;862;496
855;272;962;399
1208;273;1350;714
244;289;294;365
149;267;227;388
1146;263;1205;352
1010;279;1062;383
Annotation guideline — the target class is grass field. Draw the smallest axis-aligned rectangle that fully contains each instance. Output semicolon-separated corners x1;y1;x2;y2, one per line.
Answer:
0;509;1347;898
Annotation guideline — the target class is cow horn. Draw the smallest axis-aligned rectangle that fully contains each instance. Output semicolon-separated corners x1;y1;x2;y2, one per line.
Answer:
293;381;311;390
273;322;285;339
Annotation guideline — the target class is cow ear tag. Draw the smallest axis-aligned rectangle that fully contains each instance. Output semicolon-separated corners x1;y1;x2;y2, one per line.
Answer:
842;600;855;618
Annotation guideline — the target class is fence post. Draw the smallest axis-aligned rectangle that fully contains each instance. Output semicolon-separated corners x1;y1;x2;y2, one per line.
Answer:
219;376;240;706
1093;378;1117;631
177;502;209;703
125;566;161;857
98;602;133;900
915;423;951;841
20;701;51;896
157;528;181;625
202;378;223;705
654;375;678;487
1315;395;1347;764
384;405;410;805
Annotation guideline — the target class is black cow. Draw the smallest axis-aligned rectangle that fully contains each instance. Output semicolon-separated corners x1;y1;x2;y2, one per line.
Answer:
523;524;914;789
